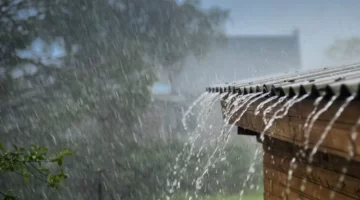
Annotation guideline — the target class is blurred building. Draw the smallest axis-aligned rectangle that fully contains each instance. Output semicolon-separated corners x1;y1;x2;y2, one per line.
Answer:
141;66;188;139
173;29;302;96
143;30;302;137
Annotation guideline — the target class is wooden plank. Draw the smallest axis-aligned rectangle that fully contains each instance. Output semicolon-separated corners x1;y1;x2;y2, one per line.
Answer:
262;138;360;179
224;97;360;125
262;137;360;199
264;178;273;194
220;97;360;161
264;153;360;199
270;181;314;200
264;192;282;200
264;167;356;200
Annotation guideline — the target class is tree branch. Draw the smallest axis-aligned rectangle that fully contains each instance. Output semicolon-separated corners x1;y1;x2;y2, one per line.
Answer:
29;162;48;176
0;190;8;196
24;164;47;183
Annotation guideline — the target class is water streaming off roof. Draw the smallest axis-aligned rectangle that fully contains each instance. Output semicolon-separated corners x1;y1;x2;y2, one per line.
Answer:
207;63;360;97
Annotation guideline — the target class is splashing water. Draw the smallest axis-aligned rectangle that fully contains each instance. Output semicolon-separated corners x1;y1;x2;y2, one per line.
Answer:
347;116;360;161
192;93;263;196
225;94;250;115
190;92;271;199
240;95;308;200
258;96;287;141
219;92;238;116
169;91;232;199
255;96;278;116
284;157;297;198
167;93;219;197
262;96;287;125
223;92;267;140
271;94;309;196
222;93;243;123
239;147;261;200
182;92;208;131
286;95;354;197
303;95;337;151
330;116;360;199
308;95;355;163
268;95;312;195
286;96;323;177
212;93;246;143
209;94;260;151
224;92;240;105
303;96;324;131
275;94;310;119
240;96;287;200
224;93;259;124
211;93;263;148
299;95;337;192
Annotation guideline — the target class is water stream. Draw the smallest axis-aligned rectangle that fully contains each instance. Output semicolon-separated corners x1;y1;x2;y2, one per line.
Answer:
284;96;325;194
168;93;219;197
182;92;208;131
303;96;337;152
262;96;287;125
330;116;360;199
240;94;309;200
308;95;355;163
176;90;359;200
192;93;263;198
255;96;278;116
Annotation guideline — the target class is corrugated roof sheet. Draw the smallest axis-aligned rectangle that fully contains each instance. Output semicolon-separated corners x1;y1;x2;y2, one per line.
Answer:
206;63;360;98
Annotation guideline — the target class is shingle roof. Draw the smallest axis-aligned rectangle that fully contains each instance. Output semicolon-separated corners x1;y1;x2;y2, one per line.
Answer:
206;63;360;98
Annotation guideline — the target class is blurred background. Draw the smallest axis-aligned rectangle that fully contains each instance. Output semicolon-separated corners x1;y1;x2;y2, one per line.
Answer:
0;0;359;199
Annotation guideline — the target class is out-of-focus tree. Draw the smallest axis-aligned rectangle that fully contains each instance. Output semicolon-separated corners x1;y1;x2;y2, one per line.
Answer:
1;0;229;199
38;0;228;69
326;37;360;64
1;0;229;140
0;1;71;199
0;144;72;200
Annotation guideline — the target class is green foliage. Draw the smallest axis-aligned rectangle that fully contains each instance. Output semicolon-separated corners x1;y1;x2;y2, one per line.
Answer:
167;193;263;200
1;0;230;199
0;143;72;200
37;0;229;68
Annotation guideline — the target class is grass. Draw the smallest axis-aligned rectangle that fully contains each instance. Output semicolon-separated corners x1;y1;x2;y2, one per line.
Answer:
170;193;263;200
199;194;263;200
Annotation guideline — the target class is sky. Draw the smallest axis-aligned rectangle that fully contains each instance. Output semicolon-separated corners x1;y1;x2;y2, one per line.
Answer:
201;0;360;69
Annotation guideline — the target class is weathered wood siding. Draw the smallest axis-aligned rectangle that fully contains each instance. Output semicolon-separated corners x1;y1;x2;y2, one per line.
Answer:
220;95;360;199
263;137;360;200
221;97;360;161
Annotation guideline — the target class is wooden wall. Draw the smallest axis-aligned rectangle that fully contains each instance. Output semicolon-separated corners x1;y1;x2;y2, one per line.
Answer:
220;97;360;161
219;95;360;199
263;137;360;200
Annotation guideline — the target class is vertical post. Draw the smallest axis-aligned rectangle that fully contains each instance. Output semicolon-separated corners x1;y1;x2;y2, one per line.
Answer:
97;168;104;200
292;28;302;68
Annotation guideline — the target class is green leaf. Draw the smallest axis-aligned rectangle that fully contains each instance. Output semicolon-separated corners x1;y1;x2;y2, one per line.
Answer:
61;148;73;156
24;176;29;184
38;147;48;153
22;169;31;178
12;144;18;151
57;158;63;166
4;190;19;200
40;168;50;173
0;143;5;152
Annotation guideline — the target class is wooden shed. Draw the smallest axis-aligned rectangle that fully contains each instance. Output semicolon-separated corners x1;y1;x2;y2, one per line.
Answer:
206;64;360;200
